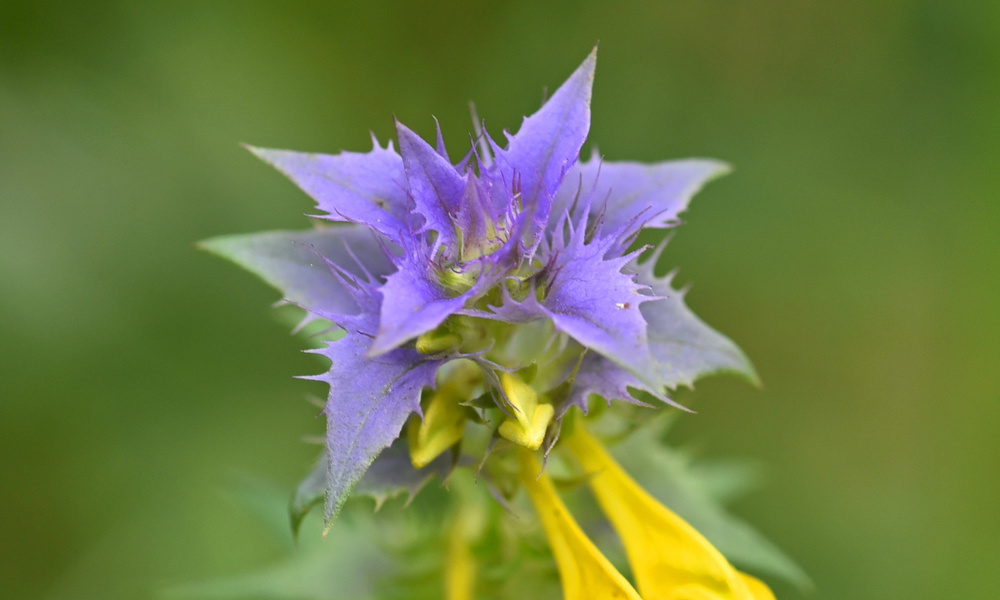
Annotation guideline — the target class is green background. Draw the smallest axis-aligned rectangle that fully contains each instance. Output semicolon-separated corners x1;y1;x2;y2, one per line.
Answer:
1;1;997;598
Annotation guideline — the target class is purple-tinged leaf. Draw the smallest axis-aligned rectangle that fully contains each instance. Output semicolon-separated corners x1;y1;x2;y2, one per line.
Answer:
199;225;393;315
553;156;731;238
290;451;328;537
561;247;756;411
563;353;661;415
488;47;596;224
290;439;453;535
540;222;661;390
433;117;450;162
353;437;454;510
249;142;410;242
634;251;759;389
395;120;467;254
312;331;443;523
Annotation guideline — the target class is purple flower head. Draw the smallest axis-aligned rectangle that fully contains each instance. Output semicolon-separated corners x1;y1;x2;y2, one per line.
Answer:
203;47;756;525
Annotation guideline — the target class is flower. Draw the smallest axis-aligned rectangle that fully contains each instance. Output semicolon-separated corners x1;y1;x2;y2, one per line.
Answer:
517;426;777;600
559;423;776;600
516;448;643;600
202;46;755;527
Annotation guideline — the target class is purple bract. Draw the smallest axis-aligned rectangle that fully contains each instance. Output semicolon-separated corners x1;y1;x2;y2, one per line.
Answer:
203;47;755;523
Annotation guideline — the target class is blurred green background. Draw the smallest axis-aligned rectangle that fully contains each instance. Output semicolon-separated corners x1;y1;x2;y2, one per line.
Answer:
1;1;997;598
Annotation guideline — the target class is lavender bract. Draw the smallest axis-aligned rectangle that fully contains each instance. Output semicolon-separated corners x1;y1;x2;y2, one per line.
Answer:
203;48;755;524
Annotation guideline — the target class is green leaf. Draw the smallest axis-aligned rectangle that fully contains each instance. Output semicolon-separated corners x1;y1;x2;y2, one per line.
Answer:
289;452;328;539
290;439;455;537
354;439;456;509
161;524;387;600
161;484;389;600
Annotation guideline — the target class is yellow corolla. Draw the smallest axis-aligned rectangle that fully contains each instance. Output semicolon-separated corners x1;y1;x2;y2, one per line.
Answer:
564;425;775;600
518;450;644;600
498;372;554;450
407;379;469;468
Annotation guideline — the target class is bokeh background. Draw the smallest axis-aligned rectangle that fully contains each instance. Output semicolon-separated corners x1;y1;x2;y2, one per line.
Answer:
2;1;997;598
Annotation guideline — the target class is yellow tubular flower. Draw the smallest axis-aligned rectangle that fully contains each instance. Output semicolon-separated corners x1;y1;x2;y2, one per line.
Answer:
498;373;554;450
517;449;643;600
564;426;776;600
408;380;468;468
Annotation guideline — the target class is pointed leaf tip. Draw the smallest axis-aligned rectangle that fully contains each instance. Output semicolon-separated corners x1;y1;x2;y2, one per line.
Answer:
493;47;597;231
318;329;444;522
395;119;467;251
198;227;393;317
245;143;412;242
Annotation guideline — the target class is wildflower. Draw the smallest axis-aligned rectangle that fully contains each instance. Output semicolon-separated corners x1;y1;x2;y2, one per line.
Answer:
517;448;643;600
559;423;776;600
517;429;776;600
204;46;754;521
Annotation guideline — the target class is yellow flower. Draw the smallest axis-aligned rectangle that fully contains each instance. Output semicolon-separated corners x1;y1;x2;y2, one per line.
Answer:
408;361;482;468
407;379;468;468
498;372;554;451
564;425;775;600
517;449;644;600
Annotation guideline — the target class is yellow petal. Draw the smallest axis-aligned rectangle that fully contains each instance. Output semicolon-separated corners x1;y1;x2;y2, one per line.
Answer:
416;329;463;354
517;449;643;600
739;574;777;600
663;585;731;600
565;426;774;600
497;372;553;450
408;381;467;468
